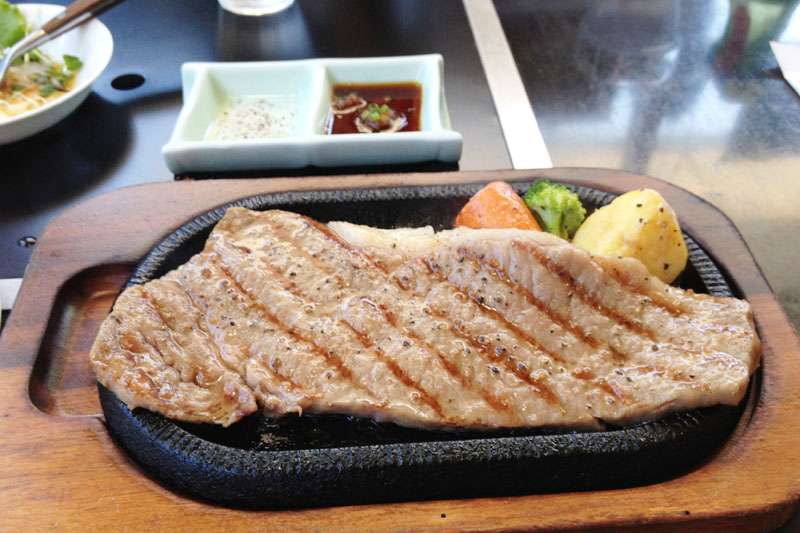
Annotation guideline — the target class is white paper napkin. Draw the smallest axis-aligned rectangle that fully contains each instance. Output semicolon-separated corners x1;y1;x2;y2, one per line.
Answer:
771;41;800;96
0;278;21;311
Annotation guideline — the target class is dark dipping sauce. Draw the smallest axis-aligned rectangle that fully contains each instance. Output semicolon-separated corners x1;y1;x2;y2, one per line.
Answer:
327;82;422;134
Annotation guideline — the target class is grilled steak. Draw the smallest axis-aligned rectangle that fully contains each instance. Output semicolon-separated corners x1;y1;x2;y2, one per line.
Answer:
90;208;761;430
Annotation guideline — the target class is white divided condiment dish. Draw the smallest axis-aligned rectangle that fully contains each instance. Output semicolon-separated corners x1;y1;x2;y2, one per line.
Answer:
161;54;462;173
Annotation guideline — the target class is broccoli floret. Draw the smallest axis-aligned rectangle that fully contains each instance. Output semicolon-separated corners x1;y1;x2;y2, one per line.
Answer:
522;180;586;240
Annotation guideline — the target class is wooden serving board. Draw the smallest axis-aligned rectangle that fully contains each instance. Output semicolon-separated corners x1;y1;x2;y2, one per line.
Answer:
1;168;798;531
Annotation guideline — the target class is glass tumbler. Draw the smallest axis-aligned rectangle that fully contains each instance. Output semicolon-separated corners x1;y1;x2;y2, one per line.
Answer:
218;0;295;16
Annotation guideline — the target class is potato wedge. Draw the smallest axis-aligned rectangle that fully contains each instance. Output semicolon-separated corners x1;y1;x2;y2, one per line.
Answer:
572;189;687;283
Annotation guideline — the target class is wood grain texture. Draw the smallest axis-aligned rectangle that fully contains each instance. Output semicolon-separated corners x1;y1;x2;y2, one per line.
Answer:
1;168;798;531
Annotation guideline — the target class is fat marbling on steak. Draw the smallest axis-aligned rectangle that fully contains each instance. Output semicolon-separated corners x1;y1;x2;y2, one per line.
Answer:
89;208;761;430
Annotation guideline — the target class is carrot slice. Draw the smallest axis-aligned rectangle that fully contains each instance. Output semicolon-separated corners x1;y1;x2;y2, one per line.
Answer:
455;181;542;230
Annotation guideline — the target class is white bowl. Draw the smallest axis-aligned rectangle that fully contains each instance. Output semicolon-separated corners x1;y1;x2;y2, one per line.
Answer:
0;3;113;145
162;54;463;173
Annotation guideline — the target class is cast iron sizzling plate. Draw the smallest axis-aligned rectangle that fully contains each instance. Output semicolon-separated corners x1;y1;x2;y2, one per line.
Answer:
98;183;750;509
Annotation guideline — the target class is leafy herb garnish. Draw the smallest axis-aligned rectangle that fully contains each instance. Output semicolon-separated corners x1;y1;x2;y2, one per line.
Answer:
0;0;25;48
39;83;56;97
63;55;82;71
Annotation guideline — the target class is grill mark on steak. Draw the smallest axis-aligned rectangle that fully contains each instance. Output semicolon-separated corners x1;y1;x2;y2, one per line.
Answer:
470;244;630;363
357;297;514;416
305;217;378;264
340;317;449;420
482;249;628;362
428;247;703;394
369;308;513;416
213;259;372;395
510;241;747;372
388;261;614;413
245;226;353;290
263;217;516;420
570;367;631;402
260;357;310;399
160;277;249;376
178;261;312;399
445;312;559;406
605;271;683;317
251;251;449;414
593;253;754;342
428;251;581;364
517;241;659;339
597;265;750;333
412;259;560;405
139;285;192;369
418;256;633;407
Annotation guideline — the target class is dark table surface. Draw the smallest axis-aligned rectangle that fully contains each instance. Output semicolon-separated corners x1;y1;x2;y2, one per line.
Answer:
0;0;510;279
4;1;799;339
1;0;799;527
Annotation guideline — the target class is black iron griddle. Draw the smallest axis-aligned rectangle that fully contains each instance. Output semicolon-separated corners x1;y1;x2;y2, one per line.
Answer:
98;183;747;509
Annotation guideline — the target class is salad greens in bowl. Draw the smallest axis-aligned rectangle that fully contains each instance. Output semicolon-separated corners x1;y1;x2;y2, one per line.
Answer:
0;2;112;144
